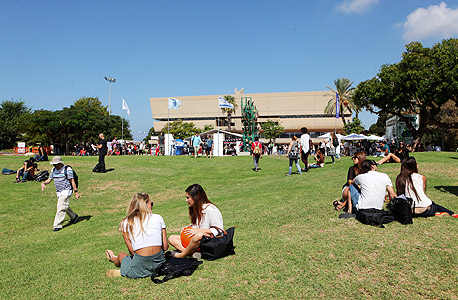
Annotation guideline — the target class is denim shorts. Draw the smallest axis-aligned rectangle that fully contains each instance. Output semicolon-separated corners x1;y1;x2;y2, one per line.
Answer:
120;250;166;279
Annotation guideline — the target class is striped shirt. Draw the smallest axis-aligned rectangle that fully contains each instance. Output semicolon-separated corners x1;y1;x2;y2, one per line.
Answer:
50;165;74;193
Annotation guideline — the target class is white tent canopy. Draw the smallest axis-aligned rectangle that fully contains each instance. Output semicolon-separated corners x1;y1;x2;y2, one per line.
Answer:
317;132;344;139
366;135;384;141
340;133;368;141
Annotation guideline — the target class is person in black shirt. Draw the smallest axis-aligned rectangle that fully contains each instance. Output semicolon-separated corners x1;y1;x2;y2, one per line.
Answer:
95;133;108;172
377;141;409;165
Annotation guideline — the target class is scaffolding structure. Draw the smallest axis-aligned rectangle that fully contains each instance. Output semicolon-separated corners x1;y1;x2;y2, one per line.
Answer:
241;97;259;151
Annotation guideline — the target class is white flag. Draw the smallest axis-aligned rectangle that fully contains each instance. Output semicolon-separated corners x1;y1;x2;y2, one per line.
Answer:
122;98;130;116
168;98;182;110
218;96;234;109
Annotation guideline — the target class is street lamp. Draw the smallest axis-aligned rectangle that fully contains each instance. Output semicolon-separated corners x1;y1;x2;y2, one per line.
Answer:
104;76;116;115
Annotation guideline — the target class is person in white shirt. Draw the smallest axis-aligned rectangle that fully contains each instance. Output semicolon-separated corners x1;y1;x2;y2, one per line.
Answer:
300;127;311;171
105;193;168;278
354;160;397;211
169;184;224;258
395;157;457;218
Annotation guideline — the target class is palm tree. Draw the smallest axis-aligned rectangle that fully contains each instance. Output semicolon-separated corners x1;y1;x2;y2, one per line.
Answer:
221;95;238;131
324;78;360;126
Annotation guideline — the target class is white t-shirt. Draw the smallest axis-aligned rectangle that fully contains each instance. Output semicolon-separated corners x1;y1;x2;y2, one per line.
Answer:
300;134;310;153
405;173;432;208
354;171;393;210
192;203;224;236
120;213;166;251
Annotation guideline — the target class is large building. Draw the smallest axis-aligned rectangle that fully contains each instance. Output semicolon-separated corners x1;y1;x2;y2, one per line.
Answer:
149;90;350;139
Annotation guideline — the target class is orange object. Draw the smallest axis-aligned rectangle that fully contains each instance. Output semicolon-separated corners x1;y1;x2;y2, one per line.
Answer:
180;226;194;248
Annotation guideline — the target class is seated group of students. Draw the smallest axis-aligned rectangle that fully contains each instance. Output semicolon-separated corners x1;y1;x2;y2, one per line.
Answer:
14;147;48;183
105;184;224;279
334;152;457;218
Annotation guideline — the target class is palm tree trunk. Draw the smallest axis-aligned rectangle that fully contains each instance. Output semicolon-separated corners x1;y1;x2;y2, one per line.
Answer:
227;113;232;131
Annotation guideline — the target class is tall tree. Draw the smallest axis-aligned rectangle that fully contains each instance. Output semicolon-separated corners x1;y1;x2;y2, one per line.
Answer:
0;100;30;149
324;78;358;126
353;38;458;149
162;120;201;140
221;95;237;131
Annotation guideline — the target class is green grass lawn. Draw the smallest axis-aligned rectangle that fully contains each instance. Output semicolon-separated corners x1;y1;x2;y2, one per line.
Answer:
0;152;457;299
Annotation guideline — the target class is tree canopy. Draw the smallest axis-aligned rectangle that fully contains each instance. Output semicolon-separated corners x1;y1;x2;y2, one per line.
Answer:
260;119;284;141
162;120;201;139
353;38;458;147
0;100;30;149
324;78;358;126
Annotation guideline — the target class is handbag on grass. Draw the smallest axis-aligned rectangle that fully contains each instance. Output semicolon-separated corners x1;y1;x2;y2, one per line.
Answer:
200;226;236;260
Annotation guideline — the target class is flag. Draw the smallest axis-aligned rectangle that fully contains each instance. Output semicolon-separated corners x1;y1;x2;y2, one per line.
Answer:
218;96;234;109
122;98;130;116
168;98;182;110
335;92;340;118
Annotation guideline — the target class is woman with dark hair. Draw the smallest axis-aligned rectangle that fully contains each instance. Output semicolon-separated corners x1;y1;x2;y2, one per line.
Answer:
15;157;37;183
377;141;409;165
168;184;224;258
334;151;366;213
105;193;168;278
309;150;325;168
396;157;457;218
286;136;302;176
34;146;49;161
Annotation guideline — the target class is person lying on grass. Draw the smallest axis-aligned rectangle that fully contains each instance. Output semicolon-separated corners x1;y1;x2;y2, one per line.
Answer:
377;141;409;165
106;193;168;279
168;184;224;258
334;151;366;213
396;157;458;218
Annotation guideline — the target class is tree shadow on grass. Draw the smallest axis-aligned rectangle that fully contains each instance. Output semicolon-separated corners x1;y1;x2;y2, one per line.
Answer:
62;215;92;229
450;157;458;160
434;186;458;197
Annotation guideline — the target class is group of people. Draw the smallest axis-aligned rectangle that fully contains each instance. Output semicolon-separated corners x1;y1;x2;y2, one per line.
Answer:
334;154;457;220
105;184;224;279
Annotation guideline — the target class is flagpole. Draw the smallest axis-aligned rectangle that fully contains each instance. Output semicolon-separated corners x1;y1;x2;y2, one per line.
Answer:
122;109;124;142
168;107;170;135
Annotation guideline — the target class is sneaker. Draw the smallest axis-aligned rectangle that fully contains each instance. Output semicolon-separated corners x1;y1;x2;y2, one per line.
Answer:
285;173;290;176
435;212;449;217
53;228;62;232
452;214;458;218
70;214;79;224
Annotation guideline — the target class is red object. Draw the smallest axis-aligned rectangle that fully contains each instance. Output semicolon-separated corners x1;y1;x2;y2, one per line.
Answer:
180;226;194;248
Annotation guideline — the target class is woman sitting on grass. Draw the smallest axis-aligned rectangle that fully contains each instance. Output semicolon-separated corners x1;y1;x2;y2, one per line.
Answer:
377;141;409;165
15;157;37;183
396;157;457;218
168;184;224;258
105;193;168;278
334;151;366;213
308;150;325;168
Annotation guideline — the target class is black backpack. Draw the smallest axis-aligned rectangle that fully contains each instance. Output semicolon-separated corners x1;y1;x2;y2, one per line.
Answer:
151;252;202;284
34;170;49;182
356;208;395;228
333;137;339;147
387;195;414;225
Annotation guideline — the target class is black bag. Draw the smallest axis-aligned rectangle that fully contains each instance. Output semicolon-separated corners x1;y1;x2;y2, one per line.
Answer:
34;170;49;182
333;137;339;147
151;252;203;284
356;209;395;228
387;195;414;225
2;168;16;175
288;142;300;160
200;227;236;260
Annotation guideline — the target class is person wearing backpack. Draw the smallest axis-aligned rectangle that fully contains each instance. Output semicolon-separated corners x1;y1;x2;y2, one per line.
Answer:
41;156;79;232
396;157;458;218
251;137;262;172
329;132;341;163
286;136;302;176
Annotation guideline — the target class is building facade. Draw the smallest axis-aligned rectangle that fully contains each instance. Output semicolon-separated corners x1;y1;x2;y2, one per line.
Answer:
149;90;350;139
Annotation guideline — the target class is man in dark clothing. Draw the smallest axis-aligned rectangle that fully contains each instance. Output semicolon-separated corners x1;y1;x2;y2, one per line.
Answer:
95;133;107;172
158;133;165;156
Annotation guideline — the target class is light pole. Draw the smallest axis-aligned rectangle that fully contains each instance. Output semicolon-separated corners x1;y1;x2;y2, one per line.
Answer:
104;77;116;115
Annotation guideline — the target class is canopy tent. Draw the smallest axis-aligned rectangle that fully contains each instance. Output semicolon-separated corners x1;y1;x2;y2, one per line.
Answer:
366;135;385;141
340;133;368;141
317;133;344;139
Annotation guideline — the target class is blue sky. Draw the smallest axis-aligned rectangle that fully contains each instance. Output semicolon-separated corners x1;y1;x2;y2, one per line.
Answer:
2;0;458;140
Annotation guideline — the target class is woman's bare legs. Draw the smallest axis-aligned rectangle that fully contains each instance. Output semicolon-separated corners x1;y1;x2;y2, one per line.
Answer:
106;250;128;267
377;153;401;165
173;233;204;258
168;234;185;252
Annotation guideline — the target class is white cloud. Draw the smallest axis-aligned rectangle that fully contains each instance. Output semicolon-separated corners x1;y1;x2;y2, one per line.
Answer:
402;2;458;42
337;0;379;14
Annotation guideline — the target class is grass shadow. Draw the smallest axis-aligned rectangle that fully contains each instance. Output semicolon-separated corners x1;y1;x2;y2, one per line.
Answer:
62;215;93;228
434;186;458;196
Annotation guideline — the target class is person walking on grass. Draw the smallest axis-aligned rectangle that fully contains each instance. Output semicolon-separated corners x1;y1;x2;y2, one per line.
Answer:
286;136;302;176
300;127;311;171
206;135;214;158
41;156;79;232
251;136;262;172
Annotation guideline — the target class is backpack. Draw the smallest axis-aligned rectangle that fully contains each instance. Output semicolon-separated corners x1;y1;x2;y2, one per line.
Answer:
356;209;395;228
387;195;414;225
53;165;78;188
288;142;300;160
333;137;339;147
34;170;49;182
2;168;16;175
151;252;203;284
253;142;261;155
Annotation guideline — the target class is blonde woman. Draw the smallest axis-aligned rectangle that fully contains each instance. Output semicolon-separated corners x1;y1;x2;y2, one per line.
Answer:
286;136;302;176
105;193;168;278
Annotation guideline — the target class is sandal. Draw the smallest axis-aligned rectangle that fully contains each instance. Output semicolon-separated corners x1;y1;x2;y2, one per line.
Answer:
333;200;344;211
